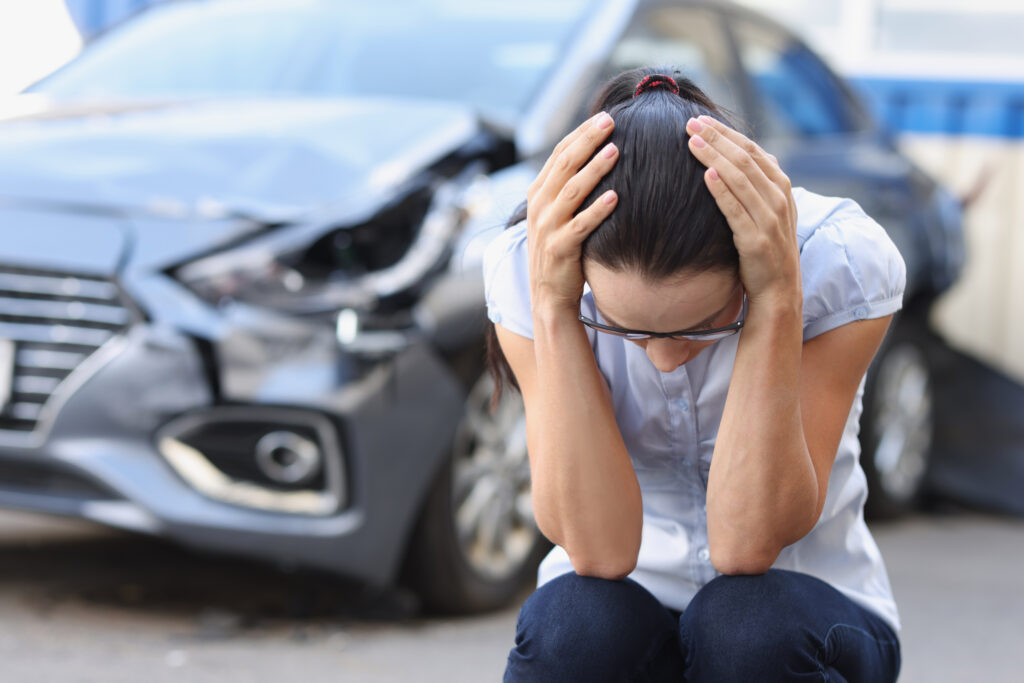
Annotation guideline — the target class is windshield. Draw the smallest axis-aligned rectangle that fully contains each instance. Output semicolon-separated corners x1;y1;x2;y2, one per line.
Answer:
29;0;593;117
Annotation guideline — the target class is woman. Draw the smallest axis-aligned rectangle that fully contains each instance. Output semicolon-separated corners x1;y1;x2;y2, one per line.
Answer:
483;67;904;681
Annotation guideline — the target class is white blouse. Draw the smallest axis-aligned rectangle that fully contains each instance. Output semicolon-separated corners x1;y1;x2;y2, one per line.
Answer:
481;187;906;632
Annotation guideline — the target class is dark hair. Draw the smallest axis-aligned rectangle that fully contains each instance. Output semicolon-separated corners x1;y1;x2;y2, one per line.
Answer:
486;66;741;403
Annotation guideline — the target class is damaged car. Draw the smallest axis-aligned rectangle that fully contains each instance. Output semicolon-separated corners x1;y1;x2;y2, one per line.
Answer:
0;0;962;613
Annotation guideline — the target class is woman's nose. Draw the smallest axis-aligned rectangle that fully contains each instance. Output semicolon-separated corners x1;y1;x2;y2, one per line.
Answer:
645;338;694;373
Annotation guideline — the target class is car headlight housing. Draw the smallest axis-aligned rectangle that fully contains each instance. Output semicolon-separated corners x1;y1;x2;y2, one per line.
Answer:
173;242;316;307
171;181;461;314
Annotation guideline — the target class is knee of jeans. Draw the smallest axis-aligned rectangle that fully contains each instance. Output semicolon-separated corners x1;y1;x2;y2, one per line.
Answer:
512;573;674;664
681;570;815;661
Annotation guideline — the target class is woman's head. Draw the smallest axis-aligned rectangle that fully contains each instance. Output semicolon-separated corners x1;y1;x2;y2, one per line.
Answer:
577;67;743;372
583;261;745;372
578;66;739;281
487;67;744;395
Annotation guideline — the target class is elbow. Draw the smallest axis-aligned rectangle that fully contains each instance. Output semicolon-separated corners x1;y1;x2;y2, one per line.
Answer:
709;543;781;576
535;490;643;582
569;553;638;581
537;529;639;581
564;533;642;581
704;491;819;576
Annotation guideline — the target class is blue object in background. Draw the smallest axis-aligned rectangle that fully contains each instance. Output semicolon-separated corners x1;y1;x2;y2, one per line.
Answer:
852;76;1024;140
64;0;168;40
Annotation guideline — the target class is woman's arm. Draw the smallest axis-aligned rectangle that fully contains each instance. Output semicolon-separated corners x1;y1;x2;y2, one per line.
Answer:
497;318;642;579
709;308;891;574
686;116;893;574
495;112;642;579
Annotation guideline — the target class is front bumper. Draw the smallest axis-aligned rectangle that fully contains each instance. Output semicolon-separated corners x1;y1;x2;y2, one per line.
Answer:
0;311;466;586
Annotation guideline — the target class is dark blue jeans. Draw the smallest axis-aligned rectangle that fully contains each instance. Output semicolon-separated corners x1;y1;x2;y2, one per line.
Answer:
504;569;900;682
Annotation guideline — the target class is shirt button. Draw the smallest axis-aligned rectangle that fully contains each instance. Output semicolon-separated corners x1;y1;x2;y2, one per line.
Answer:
697;547;710;562
854;306;867;319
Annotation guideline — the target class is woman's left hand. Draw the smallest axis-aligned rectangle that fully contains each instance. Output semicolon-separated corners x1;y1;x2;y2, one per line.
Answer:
685;115;801;308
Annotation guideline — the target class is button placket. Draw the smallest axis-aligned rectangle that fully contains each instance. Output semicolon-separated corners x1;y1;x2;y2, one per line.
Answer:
661;367;704;491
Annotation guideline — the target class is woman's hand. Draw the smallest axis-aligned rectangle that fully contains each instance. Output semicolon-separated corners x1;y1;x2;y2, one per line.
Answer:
526;111;620;316
685;115;801;308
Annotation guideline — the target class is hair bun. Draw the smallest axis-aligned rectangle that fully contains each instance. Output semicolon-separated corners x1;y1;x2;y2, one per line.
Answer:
633;74;680;98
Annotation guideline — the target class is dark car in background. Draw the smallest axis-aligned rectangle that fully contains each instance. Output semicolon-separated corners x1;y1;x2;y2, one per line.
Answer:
0;0;962;613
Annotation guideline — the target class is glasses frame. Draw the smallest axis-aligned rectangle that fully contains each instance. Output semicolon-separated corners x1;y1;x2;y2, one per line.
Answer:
578;293;748;342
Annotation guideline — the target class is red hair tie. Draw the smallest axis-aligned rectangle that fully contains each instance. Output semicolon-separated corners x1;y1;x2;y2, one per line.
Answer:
633;74;680;98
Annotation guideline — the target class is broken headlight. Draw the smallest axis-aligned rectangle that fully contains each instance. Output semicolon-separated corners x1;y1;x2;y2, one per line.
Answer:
171;183;460;314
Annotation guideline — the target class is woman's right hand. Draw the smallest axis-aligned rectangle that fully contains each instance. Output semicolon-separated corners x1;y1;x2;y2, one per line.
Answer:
526;111;620;316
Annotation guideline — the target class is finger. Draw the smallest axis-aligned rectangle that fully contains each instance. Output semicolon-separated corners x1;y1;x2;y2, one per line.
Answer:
688;131;778;233
531;112;612;196
551;141;619;222
560;188;618;244
686;118;779;203
693;116;788;187
535;112;615;205
532;116;591;192
703;167;758;239
697;115;797;219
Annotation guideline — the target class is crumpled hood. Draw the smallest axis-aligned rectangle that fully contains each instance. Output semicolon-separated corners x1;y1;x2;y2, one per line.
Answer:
0;95;480;274
0;95;478;219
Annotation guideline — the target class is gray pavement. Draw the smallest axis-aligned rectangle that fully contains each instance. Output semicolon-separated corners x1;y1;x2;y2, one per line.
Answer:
872;511;1024;682
0;508;1021;682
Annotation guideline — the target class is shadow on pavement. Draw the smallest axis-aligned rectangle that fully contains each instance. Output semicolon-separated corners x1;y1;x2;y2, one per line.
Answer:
0;514;424;637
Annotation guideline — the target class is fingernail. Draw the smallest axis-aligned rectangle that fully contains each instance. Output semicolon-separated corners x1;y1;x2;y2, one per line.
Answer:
602;143;617;158
699;115;714;124
690;135;706;148
602;190;617;204
595;112;613;129
707;167;719;181
687;117;703;132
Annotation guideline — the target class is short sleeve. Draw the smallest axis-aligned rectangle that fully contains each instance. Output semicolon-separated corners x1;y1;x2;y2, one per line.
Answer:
799;199;907;341
482;222;535;339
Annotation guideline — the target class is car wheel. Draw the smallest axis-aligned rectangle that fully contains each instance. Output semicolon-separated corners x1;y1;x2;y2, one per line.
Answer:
403;367;548;614
860;311;937;519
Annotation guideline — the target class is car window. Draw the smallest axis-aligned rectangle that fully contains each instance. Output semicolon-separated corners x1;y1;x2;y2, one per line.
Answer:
593;5;741;117
731;16;865;138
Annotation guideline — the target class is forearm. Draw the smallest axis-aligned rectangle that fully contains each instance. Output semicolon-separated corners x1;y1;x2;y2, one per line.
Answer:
706;296;817;573
530;304;643;577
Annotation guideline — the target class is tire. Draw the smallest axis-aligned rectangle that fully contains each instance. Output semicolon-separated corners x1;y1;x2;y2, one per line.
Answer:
860;309;938;519
402;368;549;614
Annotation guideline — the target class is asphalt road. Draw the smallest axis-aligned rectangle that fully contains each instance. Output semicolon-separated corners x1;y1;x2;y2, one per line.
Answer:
0;508;1021;682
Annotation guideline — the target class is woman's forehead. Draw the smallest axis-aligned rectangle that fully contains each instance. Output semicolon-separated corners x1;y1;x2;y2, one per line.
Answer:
585;263;739;331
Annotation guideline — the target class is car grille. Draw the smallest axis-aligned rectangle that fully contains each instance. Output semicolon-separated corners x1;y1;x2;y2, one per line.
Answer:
0;264;135;435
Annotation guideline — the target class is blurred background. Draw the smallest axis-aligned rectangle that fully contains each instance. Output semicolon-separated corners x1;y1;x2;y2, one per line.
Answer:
0;1;1021;681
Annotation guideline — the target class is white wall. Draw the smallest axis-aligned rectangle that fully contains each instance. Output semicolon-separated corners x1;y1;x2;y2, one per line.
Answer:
905;136;1024;382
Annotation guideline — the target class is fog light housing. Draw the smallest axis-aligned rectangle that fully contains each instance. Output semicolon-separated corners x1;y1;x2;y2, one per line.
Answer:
156;406;346;515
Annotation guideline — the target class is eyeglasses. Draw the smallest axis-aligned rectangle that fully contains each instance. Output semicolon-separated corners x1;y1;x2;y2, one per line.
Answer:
578;293;747;342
